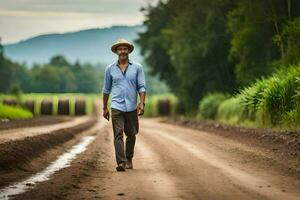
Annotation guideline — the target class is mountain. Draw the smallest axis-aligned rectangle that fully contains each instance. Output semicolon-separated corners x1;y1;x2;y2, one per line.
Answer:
3;25;145;67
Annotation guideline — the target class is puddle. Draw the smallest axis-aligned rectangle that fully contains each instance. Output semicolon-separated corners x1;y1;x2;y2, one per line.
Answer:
0;135;96;200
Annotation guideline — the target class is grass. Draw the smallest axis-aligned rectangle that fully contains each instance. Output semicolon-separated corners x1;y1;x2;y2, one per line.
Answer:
0;93;179;118
0;103;33;120
215;64;300;129
0;93;100;116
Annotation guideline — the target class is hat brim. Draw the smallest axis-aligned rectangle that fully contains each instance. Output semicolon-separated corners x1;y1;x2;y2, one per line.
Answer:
111;43;134;54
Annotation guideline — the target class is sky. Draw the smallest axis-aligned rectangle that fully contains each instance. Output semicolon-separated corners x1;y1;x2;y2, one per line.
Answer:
0;0;156;44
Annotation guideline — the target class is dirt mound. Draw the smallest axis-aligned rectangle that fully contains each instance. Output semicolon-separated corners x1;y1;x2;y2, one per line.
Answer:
0;117;97;178
0;116;72;131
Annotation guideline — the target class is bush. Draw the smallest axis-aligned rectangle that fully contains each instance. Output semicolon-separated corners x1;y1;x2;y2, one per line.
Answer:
217;97;244;124
198;93;229;119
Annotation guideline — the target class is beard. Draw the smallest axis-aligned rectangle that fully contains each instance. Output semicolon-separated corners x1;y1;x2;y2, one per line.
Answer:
119;53;128;59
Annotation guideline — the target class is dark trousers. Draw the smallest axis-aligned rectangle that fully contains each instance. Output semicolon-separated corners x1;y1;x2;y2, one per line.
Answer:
111;108;139;165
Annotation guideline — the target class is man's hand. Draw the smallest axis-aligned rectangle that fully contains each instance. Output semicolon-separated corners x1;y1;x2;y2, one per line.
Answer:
137;102;145;116
103;108;110;121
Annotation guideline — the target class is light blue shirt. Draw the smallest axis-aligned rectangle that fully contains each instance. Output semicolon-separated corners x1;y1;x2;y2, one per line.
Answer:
102;59;146;112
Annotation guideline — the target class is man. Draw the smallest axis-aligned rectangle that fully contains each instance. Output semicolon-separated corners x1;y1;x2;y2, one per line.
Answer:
102;38;146;172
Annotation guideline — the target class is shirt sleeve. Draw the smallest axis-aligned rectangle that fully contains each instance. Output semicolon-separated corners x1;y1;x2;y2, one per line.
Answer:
137;65;146;93
102;66;112;94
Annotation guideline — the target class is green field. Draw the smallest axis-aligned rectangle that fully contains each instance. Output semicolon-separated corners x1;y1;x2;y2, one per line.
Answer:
0;93;179;119
0;103;33;120
0;93;100;116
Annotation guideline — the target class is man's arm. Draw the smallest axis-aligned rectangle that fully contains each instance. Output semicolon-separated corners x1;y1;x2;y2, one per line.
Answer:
137;92;146;116
139;92;146;105
103;93;110;120
102;66;112;120
137;65;146;116
103;93;109;109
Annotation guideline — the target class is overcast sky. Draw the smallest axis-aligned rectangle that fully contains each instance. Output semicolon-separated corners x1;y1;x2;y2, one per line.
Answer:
0;0;156;44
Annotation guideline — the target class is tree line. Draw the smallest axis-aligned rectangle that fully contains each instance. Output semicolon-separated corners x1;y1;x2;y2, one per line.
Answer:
0;54;169;95
0;55;103;93
137;0;300;113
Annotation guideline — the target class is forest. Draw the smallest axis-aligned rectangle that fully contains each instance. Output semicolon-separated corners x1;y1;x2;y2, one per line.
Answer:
137;0;300;115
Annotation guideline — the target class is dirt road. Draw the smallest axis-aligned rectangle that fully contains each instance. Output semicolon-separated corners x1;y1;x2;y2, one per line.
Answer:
1;117;300;200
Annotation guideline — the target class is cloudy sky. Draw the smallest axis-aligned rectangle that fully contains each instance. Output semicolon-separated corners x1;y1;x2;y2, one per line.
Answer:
0;0;156;44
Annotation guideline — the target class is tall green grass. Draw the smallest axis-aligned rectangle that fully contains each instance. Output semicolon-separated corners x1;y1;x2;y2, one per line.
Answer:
216;64;300;129
257;68;300;126
238;78;267;121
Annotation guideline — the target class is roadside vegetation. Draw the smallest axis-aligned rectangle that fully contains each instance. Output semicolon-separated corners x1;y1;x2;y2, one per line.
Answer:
0;103;33;120
198;65;300;129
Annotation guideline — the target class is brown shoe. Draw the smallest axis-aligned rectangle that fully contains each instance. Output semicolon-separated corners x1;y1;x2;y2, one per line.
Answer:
116;162;126;172
125;160;133;169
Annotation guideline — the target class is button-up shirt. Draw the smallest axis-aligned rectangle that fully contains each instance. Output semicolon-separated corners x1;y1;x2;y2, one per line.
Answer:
102;59;146;112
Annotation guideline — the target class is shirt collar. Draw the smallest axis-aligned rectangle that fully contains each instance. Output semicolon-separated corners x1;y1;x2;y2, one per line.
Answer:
116;59;132;66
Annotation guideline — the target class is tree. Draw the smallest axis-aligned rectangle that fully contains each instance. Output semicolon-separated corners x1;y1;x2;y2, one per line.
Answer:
0;56;30;93
165;0;236;111
274;17;300;65
227;0;300;85
49;55;70;67
138;0;236;112
136;0;184;93
0;57;13;92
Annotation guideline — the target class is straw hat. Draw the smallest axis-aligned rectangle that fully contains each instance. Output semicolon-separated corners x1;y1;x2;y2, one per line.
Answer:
111;38;134;54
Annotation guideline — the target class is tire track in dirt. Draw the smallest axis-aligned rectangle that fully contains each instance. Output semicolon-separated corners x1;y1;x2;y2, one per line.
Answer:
9;119;109;200
0;116;91;144
0;117;98;188
140;129;263;200
140;119;300;200
60;121;179;200
0;116;73;131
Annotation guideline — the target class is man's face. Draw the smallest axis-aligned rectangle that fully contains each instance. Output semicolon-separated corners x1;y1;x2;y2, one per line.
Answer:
116;45;129;60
